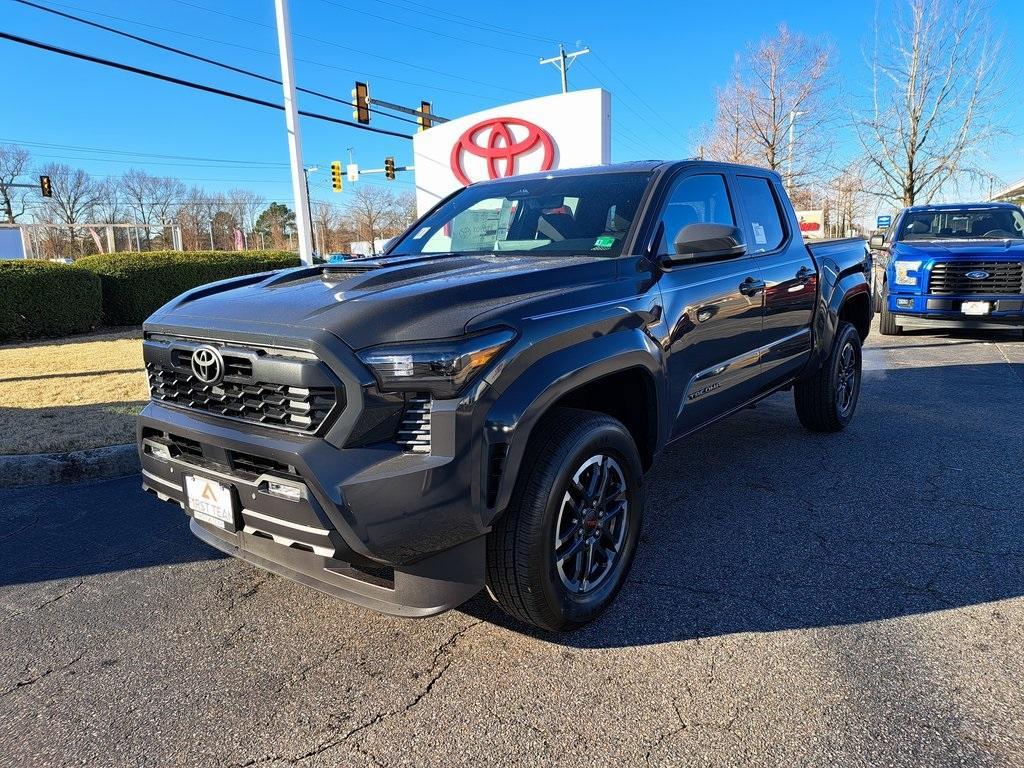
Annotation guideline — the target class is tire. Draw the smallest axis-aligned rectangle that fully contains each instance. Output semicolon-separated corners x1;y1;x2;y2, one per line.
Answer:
878;283;902;336
485;407;644;632
794;321;863;433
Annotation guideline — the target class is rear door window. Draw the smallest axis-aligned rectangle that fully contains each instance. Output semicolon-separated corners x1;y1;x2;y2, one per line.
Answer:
736;176;786;253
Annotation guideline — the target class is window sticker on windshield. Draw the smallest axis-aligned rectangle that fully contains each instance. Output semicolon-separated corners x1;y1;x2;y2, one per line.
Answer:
751;222;767;245
593;235;616;250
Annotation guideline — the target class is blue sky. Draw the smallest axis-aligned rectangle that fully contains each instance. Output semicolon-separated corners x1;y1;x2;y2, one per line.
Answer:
4;0;1023;213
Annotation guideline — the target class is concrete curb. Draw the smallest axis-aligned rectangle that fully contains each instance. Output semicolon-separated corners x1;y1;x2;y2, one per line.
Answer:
0;444;139;488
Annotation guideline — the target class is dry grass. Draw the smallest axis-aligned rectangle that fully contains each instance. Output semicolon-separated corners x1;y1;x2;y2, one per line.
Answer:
0;329;147;455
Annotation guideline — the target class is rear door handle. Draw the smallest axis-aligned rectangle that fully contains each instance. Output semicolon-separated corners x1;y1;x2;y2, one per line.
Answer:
739;277;766;297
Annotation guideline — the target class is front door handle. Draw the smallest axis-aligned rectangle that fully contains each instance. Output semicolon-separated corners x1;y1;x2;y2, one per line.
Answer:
739;276;766;297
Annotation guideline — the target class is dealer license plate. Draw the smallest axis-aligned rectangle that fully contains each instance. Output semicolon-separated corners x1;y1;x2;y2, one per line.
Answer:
961;301;990;316
185;475;236;528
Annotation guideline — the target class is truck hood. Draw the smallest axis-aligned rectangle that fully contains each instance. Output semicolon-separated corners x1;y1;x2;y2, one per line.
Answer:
891;239;1024;260
147;252;619;350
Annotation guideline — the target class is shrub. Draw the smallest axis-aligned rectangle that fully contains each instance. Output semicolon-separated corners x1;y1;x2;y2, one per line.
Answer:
0;261;103;341
77;250;300;326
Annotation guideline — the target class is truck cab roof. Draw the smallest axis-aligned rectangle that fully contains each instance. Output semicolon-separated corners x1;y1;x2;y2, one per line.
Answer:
468;159;783;186
902;201;1022;212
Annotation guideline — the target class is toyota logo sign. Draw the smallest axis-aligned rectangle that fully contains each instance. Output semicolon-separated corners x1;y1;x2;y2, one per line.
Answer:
190;345;224;385
450;117;555;186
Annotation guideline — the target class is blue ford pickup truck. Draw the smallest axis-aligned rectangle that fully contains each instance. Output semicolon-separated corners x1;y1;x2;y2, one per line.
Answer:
871;202;1024;336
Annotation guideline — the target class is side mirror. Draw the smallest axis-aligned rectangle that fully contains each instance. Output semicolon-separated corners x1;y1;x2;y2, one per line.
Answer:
869;234;886;249
666;223;746;264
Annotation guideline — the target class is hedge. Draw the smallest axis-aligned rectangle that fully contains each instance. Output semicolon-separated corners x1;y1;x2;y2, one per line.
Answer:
76;250;300;326
0;261;103;341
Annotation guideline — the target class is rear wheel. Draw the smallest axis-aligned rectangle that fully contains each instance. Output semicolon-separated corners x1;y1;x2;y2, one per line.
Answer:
878;283;902;336
794;321;863;432
485;408;643;632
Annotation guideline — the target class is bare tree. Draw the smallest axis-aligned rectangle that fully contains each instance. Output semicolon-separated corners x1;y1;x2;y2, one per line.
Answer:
37;163;101;257
175;187;218;251
702;62;758;165
342;186;412;253
855;0;1000;206
223;188;266;248
393;192;418;231
703;26;834;192
311;201;343;254
823;162;871;237
121;169;187;249
0;143;31;223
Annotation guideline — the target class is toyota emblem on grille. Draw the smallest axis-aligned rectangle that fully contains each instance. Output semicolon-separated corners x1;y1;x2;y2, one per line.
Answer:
965;270;990;280
190;345;224;385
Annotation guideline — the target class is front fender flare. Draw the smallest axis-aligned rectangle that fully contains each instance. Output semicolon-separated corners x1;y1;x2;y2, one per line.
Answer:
482;329;664;524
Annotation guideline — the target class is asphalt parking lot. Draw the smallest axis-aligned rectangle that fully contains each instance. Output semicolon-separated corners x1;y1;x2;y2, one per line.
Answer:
2;321;1023;768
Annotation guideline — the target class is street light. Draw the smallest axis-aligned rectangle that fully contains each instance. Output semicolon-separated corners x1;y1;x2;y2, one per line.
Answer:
787;110;805;194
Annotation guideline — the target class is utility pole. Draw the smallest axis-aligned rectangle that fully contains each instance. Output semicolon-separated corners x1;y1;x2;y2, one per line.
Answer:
273;0;313;266
786;110;804;194
303;165;318;253
539;44;591;94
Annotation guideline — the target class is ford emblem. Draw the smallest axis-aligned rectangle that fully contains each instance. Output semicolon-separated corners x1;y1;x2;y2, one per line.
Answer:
965;270;990;280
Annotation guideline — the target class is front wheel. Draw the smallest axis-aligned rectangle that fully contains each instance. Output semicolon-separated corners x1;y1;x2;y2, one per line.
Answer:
878;284;902;336
794;321;863;432
485;408;644;632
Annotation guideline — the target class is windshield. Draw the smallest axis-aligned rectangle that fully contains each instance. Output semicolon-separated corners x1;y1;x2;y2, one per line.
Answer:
389;171;653;257
897;207;1024;241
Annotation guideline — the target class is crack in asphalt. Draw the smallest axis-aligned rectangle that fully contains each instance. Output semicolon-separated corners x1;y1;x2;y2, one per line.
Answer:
5;579;86;620
1;652;85;698
993;342;1024;385
228;618;484;768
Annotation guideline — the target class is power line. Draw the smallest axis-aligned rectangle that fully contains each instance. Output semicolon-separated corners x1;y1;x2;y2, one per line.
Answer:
28;152;289;170
361;0;559;45
0;138;290;167
312;0;541;58
13;0;419;126
583;56;680;146
16;0;533;102
160;0;540;98
0;31;414;140
576;60;680;150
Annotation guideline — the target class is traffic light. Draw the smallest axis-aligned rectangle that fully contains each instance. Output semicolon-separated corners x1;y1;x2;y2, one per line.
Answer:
384;156;396;181
330;160;343;192
351;81;370;124
417;101;433;132
39;175;52;198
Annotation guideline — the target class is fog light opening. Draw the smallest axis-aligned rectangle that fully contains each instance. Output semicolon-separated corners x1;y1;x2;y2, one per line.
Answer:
266;481;302;502
147;442;172;460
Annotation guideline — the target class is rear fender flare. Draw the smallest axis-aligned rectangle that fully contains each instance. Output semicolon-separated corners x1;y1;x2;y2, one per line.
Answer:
806;270;870;374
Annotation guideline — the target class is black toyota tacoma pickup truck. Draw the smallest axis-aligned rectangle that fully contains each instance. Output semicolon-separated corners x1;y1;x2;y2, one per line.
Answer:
138;161;872;631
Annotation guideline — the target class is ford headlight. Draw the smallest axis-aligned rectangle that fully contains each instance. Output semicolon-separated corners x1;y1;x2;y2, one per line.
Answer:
357;329;516;398
893;260;923;286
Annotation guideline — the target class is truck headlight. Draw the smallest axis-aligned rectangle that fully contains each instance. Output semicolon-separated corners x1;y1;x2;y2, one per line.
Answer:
357;329;516;398
893;260;923;286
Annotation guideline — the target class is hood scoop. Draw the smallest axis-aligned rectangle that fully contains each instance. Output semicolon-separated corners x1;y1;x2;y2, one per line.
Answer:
321;259;384;280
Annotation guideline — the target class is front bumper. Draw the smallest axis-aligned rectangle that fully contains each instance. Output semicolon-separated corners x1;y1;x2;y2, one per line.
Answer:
138;400;487;617
887;293;1024;329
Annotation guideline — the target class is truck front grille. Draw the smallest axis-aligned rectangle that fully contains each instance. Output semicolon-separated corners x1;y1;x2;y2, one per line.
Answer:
147;364;337;432
396;394;431;453
928;261;1024;296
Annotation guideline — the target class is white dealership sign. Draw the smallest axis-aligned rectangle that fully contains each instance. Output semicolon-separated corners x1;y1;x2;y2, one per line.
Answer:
412;88;611;215
796;209;825;239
